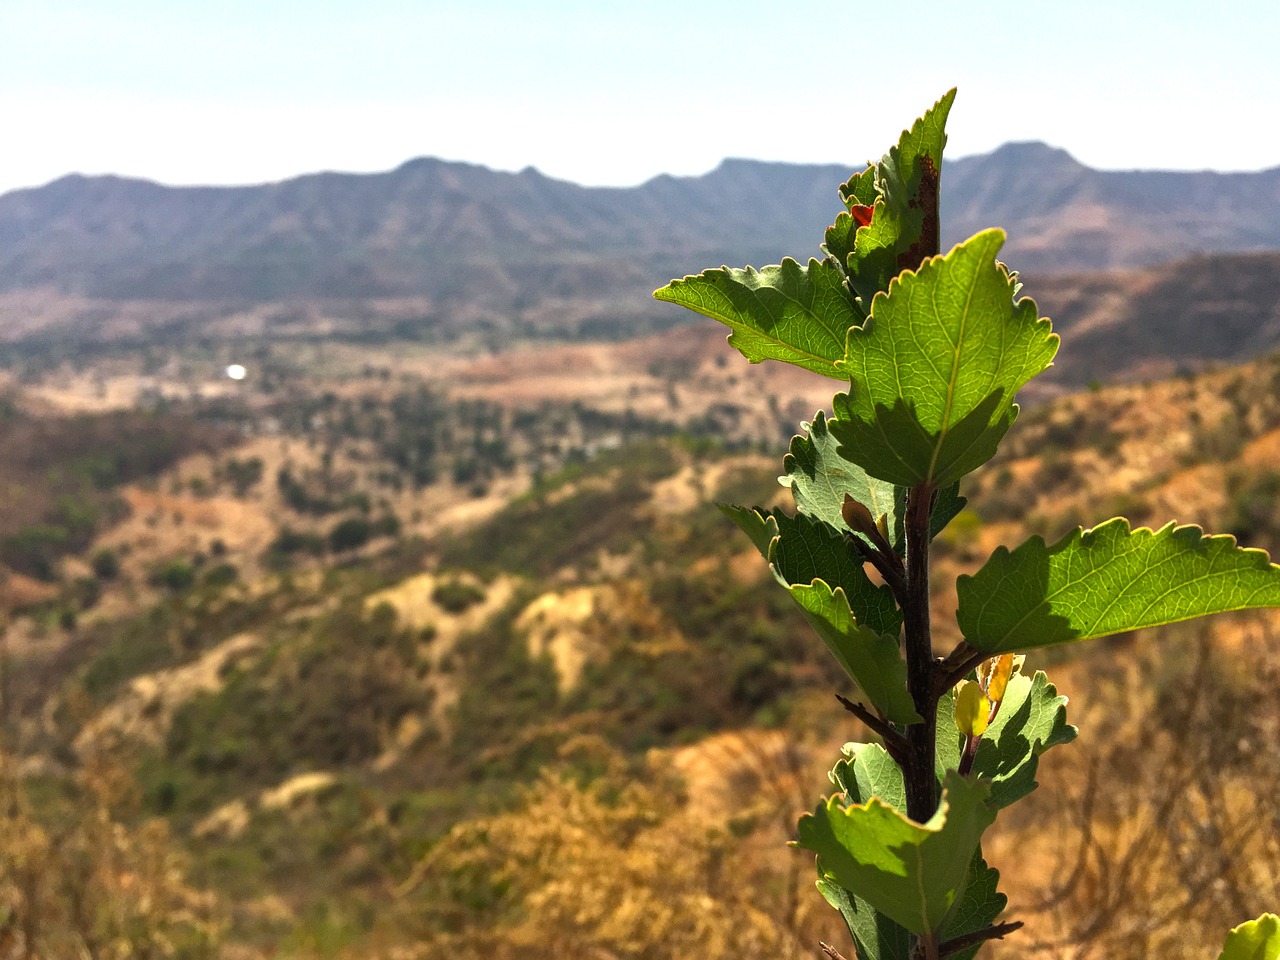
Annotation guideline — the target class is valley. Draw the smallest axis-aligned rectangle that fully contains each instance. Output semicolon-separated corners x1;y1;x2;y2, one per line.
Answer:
2;310;1279;957
2;142;1280;960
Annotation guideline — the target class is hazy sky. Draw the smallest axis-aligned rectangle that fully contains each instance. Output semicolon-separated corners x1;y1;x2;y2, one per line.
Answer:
2;0;1277;194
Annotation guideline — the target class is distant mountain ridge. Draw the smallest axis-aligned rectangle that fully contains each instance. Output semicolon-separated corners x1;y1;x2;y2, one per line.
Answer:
0;143;1278;345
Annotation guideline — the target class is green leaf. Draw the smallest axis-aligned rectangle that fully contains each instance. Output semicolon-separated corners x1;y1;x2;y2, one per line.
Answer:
935;687;964;781
720;506;906;705
817;878;912;960
717;503;778;559
782;411;900;544
878;88;954;226
797;771;995;935
824;211;862;283
824;750;1004;958
790;581;920;724
958;518;1280;653
781;412;965;551
846;198;909;310
831;697;962;796
832;229;1058;488
832;742;908;814
840;164;879;209
970;671;1077;809
843;89;955;309
930;484;968;541
654;258;860;379
940;853;1007;960
768;511;902;638
1219;914;1280;960
816;848;1003;960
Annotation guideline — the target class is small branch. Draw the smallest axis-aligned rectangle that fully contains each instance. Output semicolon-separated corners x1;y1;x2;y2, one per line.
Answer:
843;495;907;600
938;920;1024;958
911;931;940;960
932;641;989;698
835;694;910;758
848;532;907;601
819;943;850;960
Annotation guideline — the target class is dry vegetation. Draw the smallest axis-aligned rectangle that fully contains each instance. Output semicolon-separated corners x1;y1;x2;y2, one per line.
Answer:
1;338;1278;959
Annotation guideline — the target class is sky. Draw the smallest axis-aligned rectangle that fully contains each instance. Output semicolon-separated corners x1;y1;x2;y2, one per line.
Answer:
2;0;1278;195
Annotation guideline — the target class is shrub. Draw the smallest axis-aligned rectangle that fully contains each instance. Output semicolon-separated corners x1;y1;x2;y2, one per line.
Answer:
431;578;486;614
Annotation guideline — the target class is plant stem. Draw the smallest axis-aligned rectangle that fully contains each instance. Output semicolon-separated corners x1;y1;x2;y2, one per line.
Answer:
932;641;988;698
937;920;1024;957
902;482;938;825
835;693;911;763
911;930;940;960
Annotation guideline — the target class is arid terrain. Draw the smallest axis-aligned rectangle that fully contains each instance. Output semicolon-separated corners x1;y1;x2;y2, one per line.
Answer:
3;141;1280;959
2;301;1279;958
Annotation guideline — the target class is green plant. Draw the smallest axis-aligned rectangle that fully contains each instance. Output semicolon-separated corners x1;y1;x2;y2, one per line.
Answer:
655;90;1280;960
149;557;196;592
431;578;486;614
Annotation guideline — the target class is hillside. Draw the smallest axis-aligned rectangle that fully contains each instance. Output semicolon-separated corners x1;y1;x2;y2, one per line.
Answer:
946;142;1280;272
1032;250;1280;386
1;338;1278;958
1;145;1277;348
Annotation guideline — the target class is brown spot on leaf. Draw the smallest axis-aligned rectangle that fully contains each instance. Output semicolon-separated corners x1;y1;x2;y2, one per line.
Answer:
897;155;940;272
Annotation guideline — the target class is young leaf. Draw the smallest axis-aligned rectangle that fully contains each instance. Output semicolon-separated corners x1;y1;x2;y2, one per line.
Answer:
878;88;954;221
782;411;900;543
839;164;879;210
954;681;990;737
843;89;955;308
768;511;902;638
824;210;862;282
796;771;995;935
845;199;912;310
832;741;908;814
791;581;921;724
968;671;1077;809
1219;914;1280;960
957;518;1280;653
653;258;860;379
832;229;1058;487
716;503;778;558
781;411;966;551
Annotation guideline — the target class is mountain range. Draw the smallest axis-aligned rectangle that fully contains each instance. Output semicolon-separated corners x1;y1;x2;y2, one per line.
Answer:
0;142;1278;347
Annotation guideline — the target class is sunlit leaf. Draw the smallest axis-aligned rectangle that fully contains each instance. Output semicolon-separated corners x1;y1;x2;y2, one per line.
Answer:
797;772;995;935
1219;914;1280;960
832;229;1058;487
781;411;965;551
969;671;1077;809
654;258;859;379
958;518;1280;653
